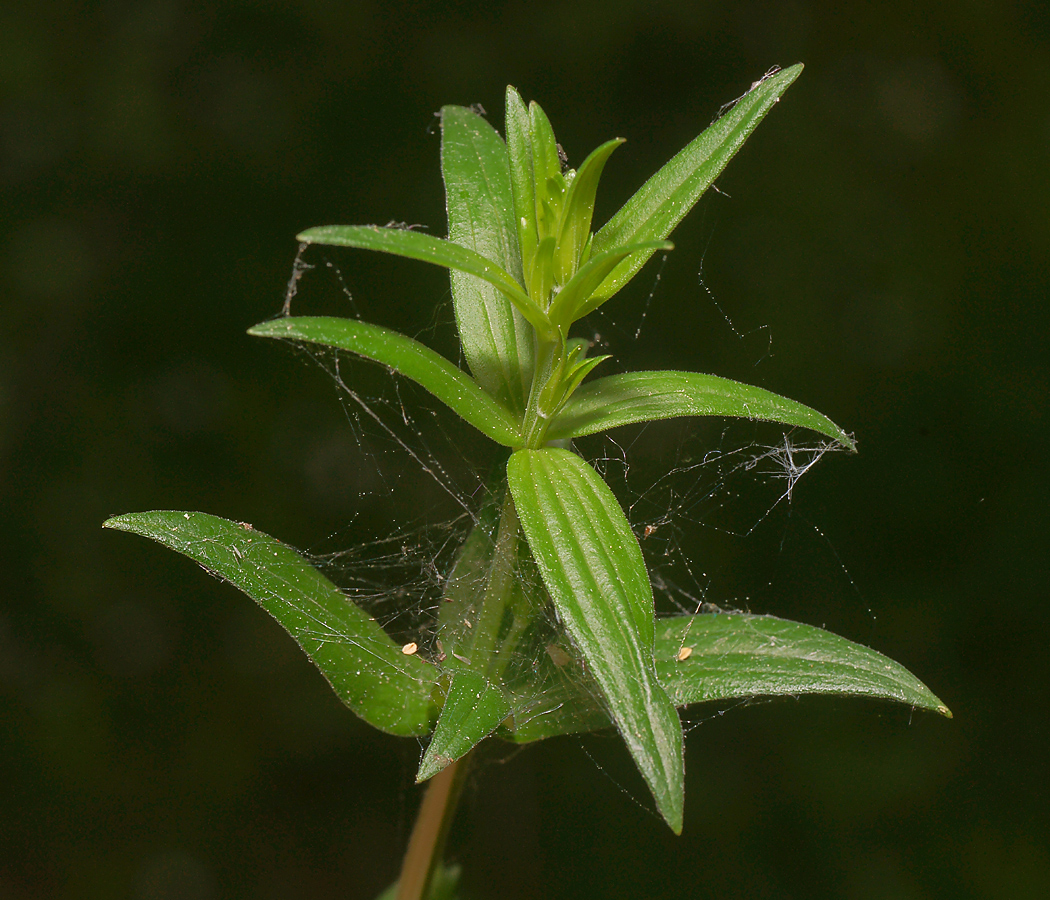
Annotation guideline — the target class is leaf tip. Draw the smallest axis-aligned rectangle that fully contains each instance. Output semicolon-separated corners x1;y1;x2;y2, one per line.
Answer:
416;748;452;783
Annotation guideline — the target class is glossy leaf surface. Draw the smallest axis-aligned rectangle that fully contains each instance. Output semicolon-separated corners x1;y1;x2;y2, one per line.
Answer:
655;613;952;716
441;105;534;413
547;370;854;449
417;669;511;782
507;447;684;832
591;65;803;300
104;511;439;736
248;317;521;447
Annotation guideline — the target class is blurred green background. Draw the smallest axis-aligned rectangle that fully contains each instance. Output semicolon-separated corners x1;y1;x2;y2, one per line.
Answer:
3;1;1048;897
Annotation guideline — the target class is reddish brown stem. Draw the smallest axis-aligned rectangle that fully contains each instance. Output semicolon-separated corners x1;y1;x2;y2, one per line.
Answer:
395;752;471;900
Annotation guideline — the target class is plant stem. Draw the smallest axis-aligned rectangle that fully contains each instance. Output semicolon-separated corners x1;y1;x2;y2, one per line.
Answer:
468;490;520;667
395;750;472;900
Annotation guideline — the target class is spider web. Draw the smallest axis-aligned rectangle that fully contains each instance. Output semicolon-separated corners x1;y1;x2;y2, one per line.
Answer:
267;247;858;778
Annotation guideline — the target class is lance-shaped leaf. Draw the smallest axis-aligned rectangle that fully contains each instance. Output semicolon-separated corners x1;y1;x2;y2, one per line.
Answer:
103;511;439;736
590;64;803;301
441;104;534;413
655;613;952;716
547;370;855;450
248;316;522;448
417;669;512;782
554;137;624;281
504;611;951;743
507;448;685;832
547;240;673;331
506;86;537;282
296;225;551;334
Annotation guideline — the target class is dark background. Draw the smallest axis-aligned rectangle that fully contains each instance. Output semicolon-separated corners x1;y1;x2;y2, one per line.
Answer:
3;1;1048;897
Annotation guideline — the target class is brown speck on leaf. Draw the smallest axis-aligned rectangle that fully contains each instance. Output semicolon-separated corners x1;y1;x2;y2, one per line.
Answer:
676;646;693;662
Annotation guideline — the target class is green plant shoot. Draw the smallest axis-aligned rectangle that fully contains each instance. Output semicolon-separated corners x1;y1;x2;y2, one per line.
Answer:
105;65;949;899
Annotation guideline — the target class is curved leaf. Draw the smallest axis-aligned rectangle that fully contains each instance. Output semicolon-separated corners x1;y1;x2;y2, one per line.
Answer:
503;610;950;743
590;64;803;300
103;511;439;736
441;105;534;413
655;613;952;716
248;316;521;448
296;224;550;333
507;447;685;832
547;370;855;450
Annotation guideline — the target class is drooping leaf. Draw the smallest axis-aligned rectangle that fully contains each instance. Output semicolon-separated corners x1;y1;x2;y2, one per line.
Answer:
296;225;550;333
590;64;803;301
507;448;685;832
440;105;534;413
248;316;522;447
417;669;512;782
104;511;439;736
655;613;952;716
547;370;855;450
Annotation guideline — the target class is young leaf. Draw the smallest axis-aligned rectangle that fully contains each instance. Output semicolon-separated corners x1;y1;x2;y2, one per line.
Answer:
507;448;685;832
296;225;551;334
505;86;537;272
547;370;855;450
441;105;534;413
547;240;673;330
528;101;565;240
417;669;512;782
554;137;624;281
248;316;522;448
590;64;803;300
655;613;952;717
104;511;439;736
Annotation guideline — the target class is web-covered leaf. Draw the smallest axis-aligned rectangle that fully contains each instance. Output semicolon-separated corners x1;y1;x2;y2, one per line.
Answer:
547;370;854;450
104;511;439;736
507;447;685;833
248;316;522;447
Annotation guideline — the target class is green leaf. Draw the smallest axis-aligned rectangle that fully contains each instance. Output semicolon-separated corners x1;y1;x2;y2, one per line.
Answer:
103;511;439;736
417;669;512;782
528;100;565;240
504;611;951;743
506;86;536;267
507;448;685;832
547;370;855;450
440;105;534;413
296;225;551;334
555;137;624;280
248;316;522;448
547;240;673;330
591;64;803;300
655;613;952;717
